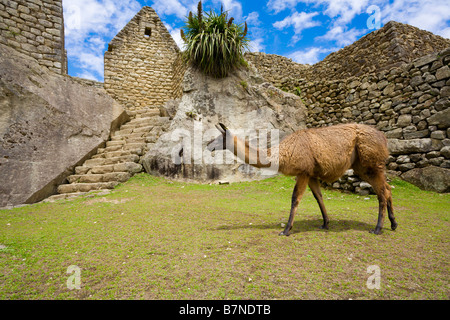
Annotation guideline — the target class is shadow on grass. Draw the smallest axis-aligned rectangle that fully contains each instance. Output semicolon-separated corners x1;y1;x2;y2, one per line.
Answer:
216;218;375;234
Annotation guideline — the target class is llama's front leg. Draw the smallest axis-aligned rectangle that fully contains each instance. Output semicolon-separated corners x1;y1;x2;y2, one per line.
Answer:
279;176;309;236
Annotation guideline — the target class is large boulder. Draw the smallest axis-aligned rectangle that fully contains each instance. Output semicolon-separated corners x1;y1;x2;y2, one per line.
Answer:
387;138;441;155
0;44;129;207
142;64;307;183
401;166;450;193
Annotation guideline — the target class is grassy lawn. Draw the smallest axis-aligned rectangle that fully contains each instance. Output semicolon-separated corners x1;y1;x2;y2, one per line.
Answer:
0;173;448;300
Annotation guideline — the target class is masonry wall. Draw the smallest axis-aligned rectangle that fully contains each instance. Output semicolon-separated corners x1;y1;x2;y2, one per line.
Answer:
245;52;311;88
104;6;185;111
0;0;66;74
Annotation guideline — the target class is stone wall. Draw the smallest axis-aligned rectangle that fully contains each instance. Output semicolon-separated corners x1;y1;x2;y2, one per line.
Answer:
104;6;185;111
0;0;67;74
70;76;104;89
245;52;311;88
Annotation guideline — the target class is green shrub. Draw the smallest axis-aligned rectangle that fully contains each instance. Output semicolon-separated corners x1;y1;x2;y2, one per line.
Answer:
181;1;249;78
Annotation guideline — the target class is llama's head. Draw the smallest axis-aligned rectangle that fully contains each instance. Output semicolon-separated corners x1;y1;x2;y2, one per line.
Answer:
207;123;231;152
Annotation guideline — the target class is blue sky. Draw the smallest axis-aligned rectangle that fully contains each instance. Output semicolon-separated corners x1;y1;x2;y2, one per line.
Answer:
62;0;450;82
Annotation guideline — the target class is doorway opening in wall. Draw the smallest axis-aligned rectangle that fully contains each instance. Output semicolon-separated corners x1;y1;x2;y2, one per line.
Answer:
144;27;152;38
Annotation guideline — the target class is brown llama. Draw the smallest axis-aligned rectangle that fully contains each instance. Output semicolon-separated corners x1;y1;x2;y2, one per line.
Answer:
207;123;397;236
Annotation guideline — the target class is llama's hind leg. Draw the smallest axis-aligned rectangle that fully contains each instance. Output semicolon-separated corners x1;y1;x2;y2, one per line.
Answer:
386;183;398;230
354;165;389;235
279;175;309;236
308;178;329;229
364;169;389;235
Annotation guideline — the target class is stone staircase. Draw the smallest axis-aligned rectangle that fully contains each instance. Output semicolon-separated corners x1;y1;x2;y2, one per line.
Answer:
48;107;170;200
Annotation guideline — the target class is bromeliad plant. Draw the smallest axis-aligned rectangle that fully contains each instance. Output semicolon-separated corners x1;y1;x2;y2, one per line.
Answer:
180;1;249;78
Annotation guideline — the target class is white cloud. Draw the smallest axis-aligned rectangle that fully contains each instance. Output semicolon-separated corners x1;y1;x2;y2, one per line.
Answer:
267;0;369;25
380;0;450;36
318;0;369;25
76;71;100;81
243;11;265;52
267;0;450;38
63;0;142;81
273;11;320;43
218;0;242;22
249;38;265;52
245;11;261;26
287;46;333;64
315;26;366;46
439;27;450;39
151;0;190;19
267;0;300;14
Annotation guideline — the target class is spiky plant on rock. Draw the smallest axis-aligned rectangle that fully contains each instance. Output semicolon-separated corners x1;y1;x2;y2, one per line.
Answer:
181;1;249;78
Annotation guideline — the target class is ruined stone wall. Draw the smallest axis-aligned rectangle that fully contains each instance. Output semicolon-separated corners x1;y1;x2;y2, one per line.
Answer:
70;76;104;89
0;0;66;74
245;52;311;88
104;6;185;111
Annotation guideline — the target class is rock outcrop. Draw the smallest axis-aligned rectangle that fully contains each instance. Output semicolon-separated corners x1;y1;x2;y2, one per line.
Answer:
142;64;307;183
402;166;450;193
0;44;128;207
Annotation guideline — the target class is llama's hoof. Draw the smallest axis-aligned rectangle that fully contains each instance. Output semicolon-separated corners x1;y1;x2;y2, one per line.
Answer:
279;230;291;236
391;222;398;231
369;228;383;235
319;224;329;230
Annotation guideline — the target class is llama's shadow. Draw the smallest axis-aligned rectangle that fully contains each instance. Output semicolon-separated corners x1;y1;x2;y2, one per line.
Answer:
216;218;374;234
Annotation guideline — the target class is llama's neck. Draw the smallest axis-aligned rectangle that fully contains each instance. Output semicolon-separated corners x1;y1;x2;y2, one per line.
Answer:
227;134;277;169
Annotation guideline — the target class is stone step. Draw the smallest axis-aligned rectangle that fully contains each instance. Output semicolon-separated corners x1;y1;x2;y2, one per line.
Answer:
132;125;154;134
83;152;140;167
103;149;141;158
58;181;119;194
135;110;160;118
102;144;144;155
84;157;109;167
114;128;133;136
123;132;146;140
43;189;112;203
128;108;160;119
106;140;125;147
75;155;140;174
120;118;156;130
123;137;146;144
123;142;145;150
112;123;158;140
67;172;131;184
103;144;123;153
89;162;142;174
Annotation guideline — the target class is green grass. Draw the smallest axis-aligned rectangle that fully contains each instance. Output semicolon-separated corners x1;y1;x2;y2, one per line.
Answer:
0;174;448;300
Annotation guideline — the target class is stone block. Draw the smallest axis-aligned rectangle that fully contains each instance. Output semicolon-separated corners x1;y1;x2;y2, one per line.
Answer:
388;138;435;155
436;66;450;81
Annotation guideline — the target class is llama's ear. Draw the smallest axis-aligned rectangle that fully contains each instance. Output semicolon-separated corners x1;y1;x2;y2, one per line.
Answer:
215;123;228;134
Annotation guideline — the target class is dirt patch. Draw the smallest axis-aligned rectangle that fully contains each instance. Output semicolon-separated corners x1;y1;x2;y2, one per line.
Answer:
84;197;134;206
